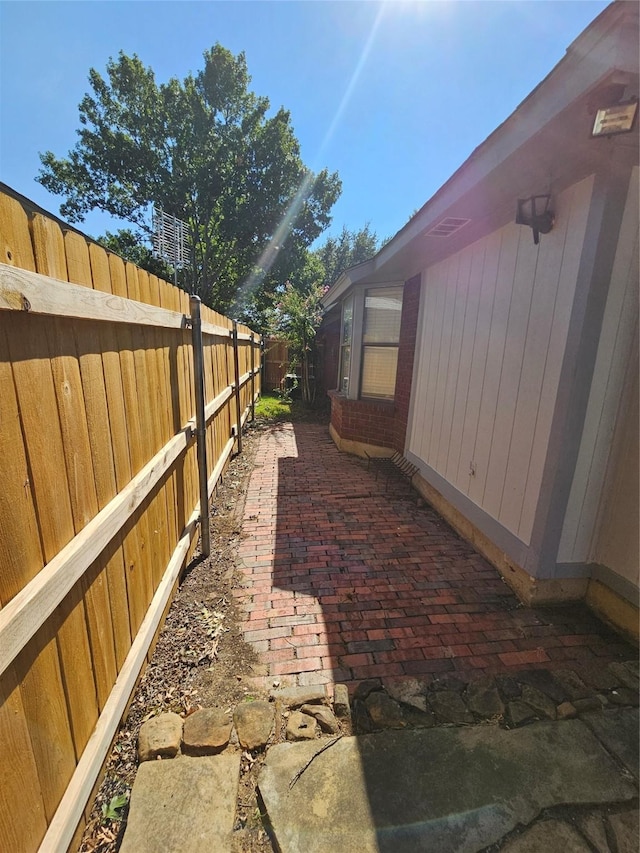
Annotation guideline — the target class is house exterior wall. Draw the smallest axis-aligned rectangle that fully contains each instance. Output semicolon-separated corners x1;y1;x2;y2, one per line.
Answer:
327;274;421;455
316;307;341;396
328;393;397;450
406;175;594;546
393;274;421;451
592;346;638;588
558;167;639;586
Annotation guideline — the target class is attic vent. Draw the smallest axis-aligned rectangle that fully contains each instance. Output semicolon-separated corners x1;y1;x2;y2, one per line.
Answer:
425;217;470;237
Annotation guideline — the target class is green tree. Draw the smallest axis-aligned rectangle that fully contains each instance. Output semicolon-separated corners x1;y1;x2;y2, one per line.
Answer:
314;223;380;285
37;47;341;314
265;224;384;398
272;280;325;405
97;229;172;278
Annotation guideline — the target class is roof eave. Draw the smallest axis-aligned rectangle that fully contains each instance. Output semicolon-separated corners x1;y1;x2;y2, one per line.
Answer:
324;1;637;295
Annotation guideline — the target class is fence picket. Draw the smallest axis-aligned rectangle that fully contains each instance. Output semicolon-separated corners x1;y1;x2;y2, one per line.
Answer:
105;253;148;644
0;187;261;852
0;664;48;850
88;245;133;670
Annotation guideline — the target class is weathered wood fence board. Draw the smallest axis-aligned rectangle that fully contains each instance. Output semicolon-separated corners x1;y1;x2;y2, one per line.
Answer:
263;336;290;391
0;189;261;852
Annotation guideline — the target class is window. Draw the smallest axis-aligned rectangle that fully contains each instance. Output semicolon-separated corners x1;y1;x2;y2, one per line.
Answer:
339;294;353;394
361;287;403;399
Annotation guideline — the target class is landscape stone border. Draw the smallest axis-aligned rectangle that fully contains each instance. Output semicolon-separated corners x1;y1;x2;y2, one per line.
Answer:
136;660;638;761
350;661;638;734
129;661;637;852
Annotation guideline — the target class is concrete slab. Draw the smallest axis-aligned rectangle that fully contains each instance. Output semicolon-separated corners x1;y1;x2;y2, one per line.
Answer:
259;720;636;853
120;754;240;853
500;819;591;852
582;708;639;780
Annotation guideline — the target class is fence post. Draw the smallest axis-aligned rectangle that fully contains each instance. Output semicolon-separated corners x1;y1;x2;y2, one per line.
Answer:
232;320;243;454
190;295;211;558
250;333;256;423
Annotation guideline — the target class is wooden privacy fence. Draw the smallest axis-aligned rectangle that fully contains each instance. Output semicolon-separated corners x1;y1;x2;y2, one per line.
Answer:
263;336;290;391
0;189;261;853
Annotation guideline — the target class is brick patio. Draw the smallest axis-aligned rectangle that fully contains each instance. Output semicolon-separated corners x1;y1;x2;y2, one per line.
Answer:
235;422;635;691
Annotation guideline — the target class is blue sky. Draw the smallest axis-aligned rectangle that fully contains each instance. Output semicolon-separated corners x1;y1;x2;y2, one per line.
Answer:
1;1;608;247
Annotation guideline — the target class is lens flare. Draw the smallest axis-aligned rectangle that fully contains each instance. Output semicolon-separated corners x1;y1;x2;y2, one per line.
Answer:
236;4;387;307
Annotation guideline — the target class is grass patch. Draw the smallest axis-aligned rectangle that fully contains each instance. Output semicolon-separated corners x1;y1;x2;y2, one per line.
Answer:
254;392;292;421
254;392;329;424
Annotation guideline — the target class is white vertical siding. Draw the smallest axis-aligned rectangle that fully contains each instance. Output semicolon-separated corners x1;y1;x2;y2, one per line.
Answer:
438;246;472;474
467;227;519;508
455;231;502;485
445;240;486;484
558;166;639;565
430;254;460;467
482;225;539;522
517;176;595;541
407;175;594;544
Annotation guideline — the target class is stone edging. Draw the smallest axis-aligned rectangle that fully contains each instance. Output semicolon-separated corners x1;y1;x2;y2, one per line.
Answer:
135;661;638;761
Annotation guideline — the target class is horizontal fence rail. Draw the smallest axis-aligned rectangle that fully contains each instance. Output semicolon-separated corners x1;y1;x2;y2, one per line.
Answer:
0;190;261;853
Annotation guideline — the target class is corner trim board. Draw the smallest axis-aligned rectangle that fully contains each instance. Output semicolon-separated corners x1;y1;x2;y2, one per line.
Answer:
591;563;640;606
527;164;635;578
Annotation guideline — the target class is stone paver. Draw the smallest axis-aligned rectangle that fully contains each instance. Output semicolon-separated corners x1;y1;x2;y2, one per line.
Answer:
182;708;231;755
301;703;340;733
236;423;637;689
233;700;274;750
286;710;318;740
138;712;183;762
500;819;591;852
582;708;639;779
258;718;636;853
607;810;640;853
578;813;610;853
120;754;240;853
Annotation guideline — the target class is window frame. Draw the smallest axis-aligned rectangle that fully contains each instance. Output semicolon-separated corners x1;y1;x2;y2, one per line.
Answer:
338;283;404;402
338;293;354;395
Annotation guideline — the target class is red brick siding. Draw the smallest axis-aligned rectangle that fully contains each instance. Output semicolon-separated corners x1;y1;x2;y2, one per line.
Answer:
328;274;421;453
316;306;341;395
329;390;343;435
393;274;421;452
329;392;396;448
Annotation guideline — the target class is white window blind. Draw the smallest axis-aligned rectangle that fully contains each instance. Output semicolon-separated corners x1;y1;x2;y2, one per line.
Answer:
361;346;399;398
363;289;403;343
361;286;403;399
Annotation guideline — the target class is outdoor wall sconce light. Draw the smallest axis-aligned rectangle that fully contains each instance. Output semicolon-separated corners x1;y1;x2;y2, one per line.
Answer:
516;194;554;245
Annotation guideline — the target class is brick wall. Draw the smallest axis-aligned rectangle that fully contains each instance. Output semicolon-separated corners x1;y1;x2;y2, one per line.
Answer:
329;392;397;449
393;273;421;451
316;306;341;395
327;273;421;454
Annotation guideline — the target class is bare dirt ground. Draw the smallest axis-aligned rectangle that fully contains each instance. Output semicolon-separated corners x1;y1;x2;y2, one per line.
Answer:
79;423;276;853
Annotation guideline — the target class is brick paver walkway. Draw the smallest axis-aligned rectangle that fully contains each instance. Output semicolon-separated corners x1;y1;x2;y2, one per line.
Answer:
235;422;634;690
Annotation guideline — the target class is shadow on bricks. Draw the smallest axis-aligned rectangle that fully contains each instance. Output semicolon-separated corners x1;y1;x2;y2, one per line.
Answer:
236;422;636;692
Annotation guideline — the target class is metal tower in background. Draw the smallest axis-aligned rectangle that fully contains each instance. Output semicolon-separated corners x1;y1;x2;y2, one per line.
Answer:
152;206;189;286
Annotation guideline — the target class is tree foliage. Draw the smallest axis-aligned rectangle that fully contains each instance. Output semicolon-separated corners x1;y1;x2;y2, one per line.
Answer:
97;229;172;278
314;223;380;285
38;47;341;314
269;270;326;403
267;224;384;400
